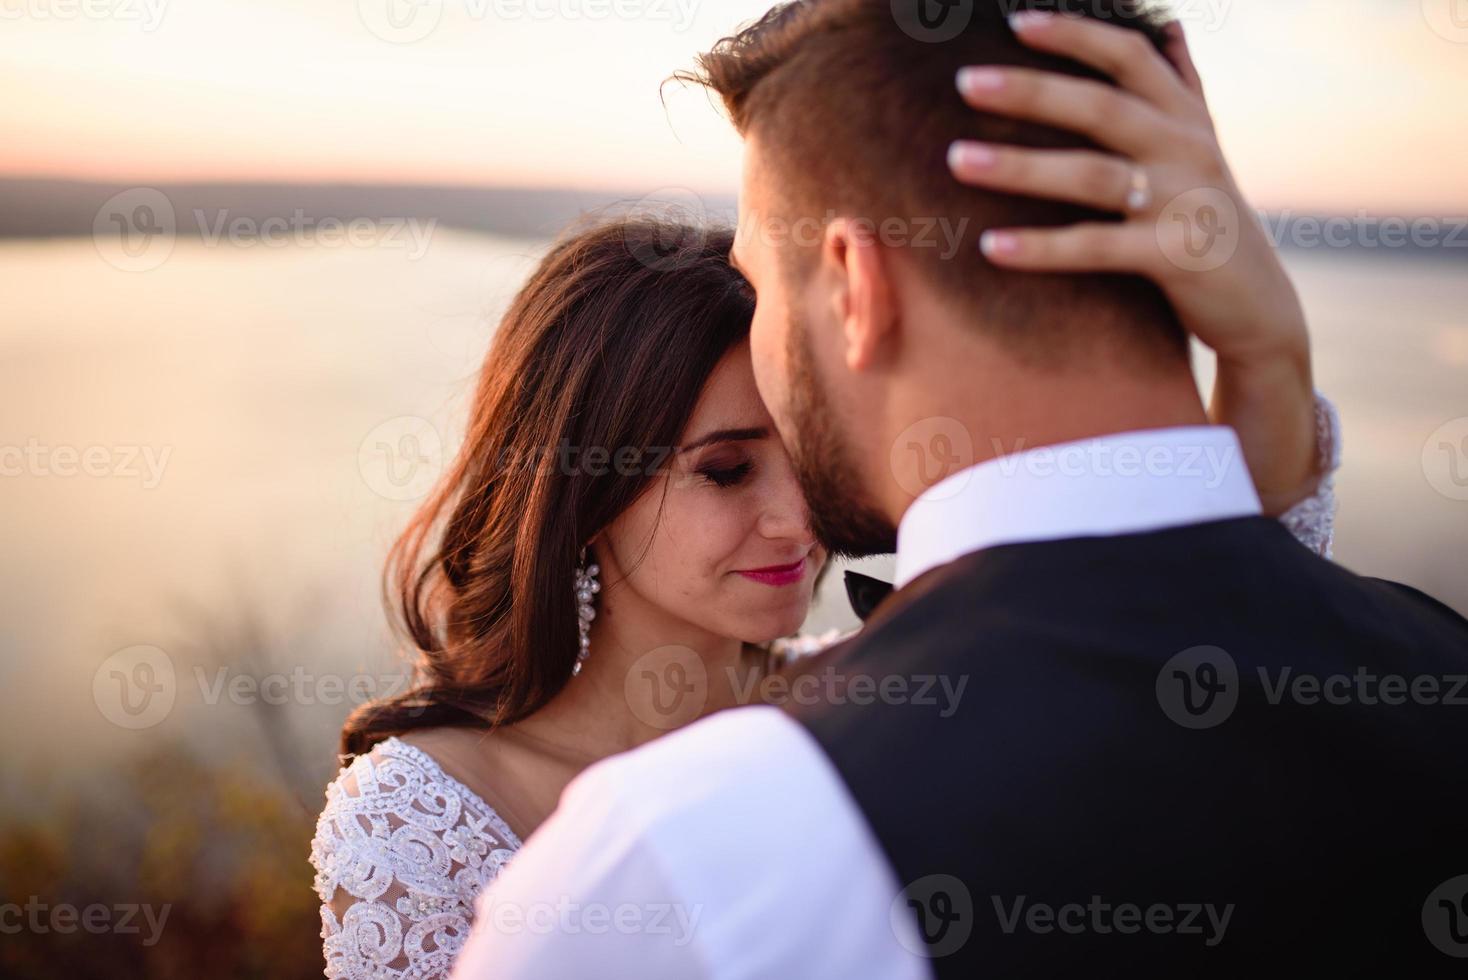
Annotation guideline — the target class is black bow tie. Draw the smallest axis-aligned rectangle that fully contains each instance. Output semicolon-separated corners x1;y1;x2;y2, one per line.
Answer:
844;570;895;622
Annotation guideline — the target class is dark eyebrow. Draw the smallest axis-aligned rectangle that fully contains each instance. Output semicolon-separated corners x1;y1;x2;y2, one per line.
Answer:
676;427;769;455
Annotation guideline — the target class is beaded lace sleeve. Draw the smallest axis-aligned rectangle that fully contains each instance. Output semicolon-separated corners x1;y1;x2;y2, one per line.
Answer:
310;738;523;980
1277;391;1342;559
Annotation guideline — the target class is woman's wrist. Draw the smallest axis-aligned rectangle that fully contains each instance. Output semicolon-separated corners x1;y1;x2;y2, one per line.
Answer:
1210;337;1320;517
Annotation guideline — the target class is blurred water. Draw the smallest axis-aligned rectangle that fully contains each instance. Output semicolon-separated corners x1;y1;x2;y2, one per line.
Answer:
0;231;550;791
1;233;1464;791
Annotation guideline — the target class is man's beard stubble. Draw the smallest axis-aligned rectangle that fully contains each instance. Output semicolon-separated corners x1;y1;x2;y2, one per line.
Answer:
784;309;897;560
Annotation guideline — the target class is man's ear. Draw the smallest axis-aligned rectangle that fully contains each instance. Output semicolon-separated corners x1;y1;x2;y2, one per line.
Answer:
822;218;897;373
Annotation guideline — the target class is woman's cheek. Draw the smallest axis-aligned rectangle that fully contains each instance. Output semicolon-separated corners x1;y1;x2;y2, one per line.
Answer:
684;492;754;585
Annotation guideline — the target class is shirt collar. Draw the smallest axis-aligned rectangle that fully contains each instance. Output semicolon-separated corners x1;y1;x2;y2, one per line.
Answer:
893;425;1263;589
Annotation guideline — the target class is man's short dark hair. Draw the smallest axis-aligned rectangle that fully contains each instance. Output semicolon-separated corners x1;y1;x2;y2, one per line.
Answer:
678;0;1188;368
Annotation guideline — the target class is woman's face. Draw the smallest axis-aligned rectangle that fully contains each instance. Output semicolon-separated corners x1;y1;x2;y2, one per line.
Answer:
597;337;826;646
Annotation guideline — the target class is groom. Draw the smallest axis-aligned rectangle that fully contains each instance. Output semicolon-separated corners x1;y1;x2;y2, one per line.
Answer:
452;2;1468;976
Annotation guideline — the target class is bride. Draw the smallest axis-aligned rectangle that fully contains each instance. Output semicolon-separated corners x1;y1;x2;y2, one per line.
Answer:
310;28;1339;980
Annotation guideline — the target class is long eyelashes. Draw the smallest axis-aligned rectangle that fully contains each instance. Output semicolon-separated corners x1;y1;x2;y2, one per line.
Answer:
698;461;753;489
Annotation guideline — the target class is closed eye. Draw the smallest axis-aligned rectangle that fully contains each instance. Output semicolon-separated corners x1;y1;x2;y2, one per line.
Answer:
699;461;753;488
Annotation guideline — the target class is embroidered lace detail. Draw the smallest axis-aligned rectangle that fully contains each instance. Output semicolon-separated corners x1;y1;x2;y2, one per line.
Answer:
1278;391;1342;559
310;737;522;980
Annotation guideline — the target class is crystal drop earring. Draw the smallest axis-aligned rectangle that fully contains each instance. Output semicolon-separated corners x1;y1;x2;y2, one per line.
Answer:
572;547;600;676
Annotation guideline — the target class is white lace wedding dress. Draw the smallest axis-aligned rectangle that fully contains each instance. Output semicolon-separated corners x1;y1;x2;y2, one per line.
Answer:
310;395;1343;980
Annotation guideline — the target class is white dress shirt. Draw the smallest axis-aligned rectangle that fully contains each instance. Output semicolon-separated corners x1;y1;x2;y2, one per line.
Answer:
895;424;1261;587
450;426;1262;980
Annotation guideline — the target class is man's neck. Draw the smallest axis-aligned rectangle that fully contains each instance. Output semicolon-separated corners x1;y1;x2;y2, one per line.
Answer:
891;421;1261;589
880;361;1210;528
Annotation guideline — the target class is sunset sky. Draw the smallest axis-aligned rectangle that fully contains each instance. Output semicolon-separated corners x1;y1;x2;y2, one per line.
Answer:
4;0;1467;212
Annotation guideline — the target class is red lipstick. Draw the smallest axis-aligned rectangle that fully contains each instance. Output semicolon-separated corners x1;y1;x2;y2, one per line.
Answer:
736;557;808;587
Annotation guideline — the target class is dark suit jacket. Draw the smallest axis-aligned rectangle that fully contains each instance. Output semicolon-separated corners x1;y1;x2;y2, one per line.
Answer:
783;517;1468;976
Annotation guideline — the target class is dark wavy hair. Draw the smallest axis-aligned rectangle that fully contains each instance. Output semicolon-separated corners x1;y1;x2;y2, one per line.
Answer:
341;217;755;758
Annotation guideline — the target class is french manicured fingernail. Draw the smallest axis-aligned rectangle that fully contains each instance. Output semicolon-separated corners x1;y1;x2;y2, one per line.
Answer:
980;230;1020;257
1008;11;1052;32
956;67;1005;97
948;141;997;172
